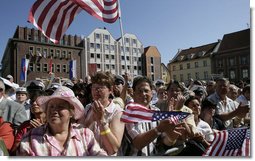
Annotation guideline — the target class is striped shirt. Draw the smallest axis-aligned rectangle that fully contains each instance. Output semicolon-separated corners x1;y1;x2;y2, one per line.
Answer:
17;123;107;156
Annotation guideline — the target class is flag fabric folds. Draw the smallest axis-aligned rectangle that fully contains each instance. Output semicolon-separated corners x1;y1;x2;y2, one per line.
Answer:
48;58;53;74
203;128;250;156
120;102;190;123
71;0;119;23
69;60;77;79
28;0;119;44
20;58;30;82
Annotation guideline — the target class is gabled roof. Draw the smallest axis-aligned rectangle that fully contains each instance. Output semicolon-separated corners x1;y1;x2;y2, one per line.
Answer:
143;46;161;57
171;42;218;63
217;28;250;52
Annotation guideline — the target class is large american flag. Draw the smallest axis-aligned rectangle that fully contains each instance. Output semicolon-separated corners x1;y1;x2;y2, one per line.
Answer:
203;128;250;156
120;102;190;123
28;0;119;43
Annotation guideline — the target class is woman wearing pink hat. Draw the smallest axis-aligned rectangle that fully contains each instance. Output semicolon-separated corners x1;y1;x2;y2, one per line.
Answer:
17;86;107;156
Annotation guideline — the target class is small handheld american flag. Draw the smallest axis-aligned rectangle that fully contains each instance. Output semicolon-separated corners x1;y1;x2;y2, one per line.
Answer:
120;102;190;124
203;127;250;156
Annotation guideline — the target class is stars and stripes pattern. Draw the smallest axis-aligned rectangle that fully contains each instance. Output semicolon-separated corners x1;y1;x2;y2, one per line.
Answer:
28;0;119;44
120;102;190;123
203;128;250;156
241;128;250;156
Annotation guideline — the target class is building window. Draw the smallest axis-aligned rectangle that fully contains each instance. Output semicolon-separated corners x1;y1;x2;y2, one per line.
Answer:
56;64;61;72
96;44;100;49
217;60;223;67
173;75;176;80
97;64;101;69
180;64;183;70
132;39;137;46
126;56;130;61
36;63;41;72
110;45;114;51
125;38;129;44
56;50;60;58
195;72;199;80
229;58;235;66
121;47;124;53
173;65;176;71
29;63;34;72
111;55;114;59
151;74;154;81
43;48;48;58
105;55;109;59
96;33;100;39
68;52;72;59
97;54;100;59
195;62;199;68
50;49;54;58
27;33;32;40
62;50;67;59
125;47;130;52
187;73;191;80
150;57;154;64
134;57;137;62
151;66;154;73
106;64;110;70
90;43;94;48
122;65;125;69
180;74;183;82
187;63;190;69
105;45;109;51
242;69;249;78
121;56;125;60
104;35;109;40
63;64;67;73
229;70;236;79
91;53;94;58
203;60;207;67
112;65;115;69
43;64;47;72
240;56;248;65
36;48;41;57
29;46;34;56
204;71;208;80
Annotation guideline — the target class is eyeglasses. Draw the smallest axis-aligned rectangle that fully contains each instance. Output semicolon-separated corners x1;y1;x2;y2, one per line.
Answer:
92;85;108;92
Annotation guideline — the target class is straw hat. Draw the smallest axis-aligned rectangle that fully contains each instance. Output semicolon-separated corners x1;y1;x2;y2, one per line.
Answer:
36;86;85;120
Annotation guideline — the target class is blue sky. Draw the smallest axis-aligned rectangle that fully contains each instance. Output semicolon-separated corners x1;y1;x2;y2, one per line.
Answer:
0;0;250;65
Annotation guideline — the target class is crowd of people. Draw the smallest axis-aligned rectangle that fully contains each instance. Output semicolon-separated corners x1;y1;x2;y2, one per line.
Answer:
0;72;250;156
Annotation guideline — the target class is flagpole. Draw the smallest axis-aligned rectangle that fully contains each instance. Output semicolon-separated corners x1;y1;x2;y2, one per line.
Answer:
118;0;127;75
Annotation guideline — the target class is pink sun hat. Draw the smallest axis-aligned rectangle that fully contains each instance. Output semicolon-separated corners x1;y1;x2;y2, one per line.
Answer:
36;86;85;120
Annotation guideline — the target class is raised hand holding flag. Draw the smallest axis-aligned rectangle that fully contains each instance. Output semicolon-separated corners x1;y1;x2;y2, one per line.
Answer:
121;102;190;123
